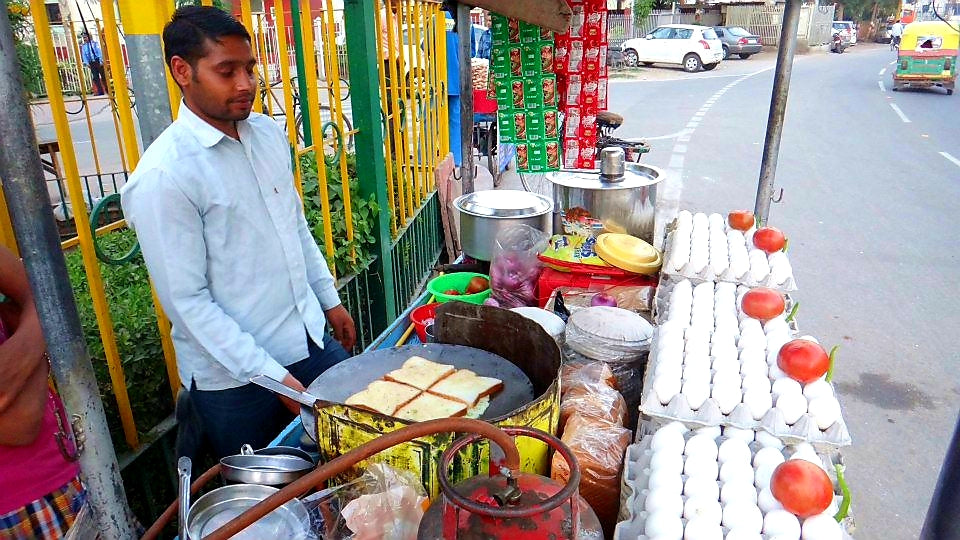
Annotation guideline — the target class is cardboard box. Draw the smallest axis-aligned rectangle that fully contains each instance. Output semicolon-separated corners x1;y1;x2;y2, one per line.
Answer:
526;111;546;141
524;79;543;110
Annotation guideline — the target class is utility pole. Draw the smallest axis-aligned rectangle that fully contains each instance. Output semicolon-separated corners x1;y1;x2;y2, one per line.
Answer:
456;2;476;194
0;10;137;539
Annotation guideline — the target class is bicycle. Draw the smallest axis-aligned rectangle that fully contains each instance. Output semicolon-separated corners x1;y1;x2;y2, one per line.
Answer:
891;35;901;52
259;76;354;150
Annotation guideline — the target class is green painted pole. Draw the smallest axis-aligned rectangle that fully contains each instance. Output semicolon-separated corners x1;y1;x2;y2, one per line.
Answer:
290;0;313;146
343;0;396;325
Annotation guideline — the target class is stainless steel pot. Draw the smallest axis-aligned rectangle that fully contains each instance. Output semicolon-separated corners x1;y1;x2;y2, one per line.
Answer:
454;190;553;261
185;484;310;539
546;147;664;243
220;444;315;486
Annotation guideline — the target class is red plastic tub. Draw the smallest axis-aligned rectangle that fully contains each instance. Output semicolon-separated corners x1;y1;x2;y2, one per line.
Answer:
410;303;440;343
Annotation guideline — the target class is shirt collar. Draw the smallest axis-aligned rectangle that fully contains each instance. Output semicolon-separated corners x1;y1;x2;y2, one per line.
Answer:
177;101;246;148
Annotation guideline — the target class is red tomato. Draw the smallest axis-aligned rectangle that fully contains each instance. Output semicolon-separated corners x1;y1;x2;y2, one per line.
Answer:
771;460;834;518
777;339;830;384
443;289;461;296
728;210;755;231
741;288;786;322
753;226;786;253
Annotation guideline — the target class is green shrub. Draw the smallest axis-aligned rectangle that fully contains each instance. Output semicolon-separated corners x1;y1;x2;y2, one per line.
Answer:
65;230;171;448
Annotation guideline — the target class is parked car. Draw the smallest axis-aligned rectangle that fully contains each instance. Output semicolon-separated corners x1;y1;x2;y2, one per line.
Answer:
621;24;724;72
833;21;856;45
712;26;763;59
876;22;893;43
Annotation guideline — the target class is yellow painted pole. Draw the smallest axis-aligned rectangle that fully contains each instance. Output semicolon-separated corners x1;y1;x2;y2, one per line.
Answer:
100;2;141;170
65;22;104;177
165;1;182;120
237;0;263;114
0;189;18;255
417;1;434;198
437;10;450;159
299;4;337;266
321;0;354;257
273;7;302;196
92;20;131;176
255;15;273;117
373;0;398;236
385;0;409;223
29;0;139;449
411;0;426;203
403;0;420;207
201;0;214;6
430;5;443;168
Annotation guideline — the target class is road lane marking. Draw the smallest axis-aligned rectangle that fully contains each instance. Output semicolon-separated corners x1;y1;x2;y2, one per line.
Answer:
669;154;685;169
878;80;885;92
940;152;960;168
889;60;896;65
674;144;688;154
889;103;911;123
879;68;887;75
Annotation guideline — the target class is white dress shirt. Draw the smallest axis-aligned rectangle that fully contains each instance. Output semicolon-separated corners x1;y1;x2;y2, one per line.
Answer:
121;102;341;391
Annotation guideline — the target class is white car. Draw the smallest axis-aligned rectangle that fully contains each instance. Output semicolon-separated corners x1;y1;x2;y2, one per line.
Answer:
833;21;856;45
621;24;724;72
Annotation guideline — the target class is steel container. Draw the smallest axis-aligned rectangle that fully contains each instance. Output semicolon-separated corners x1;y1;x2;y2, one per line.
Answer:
454;190;553;261
546;148;665;243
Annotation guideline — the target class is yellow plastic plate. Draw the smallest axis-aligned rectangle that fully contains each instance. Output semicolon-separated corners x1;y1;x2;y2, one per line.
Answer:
595;233;663;275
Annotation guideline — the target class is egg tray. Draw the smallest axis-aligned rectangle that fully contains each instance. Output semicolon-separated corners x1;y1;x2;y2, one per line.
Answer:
638;327;853;450
651;274;800;333
613;422;856;540
661;222;798;293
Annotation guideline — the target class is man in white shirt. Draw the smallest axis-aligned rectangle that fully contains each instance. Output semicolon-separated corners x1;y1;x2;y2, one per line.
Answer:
891;21;904;48
121;6;356;460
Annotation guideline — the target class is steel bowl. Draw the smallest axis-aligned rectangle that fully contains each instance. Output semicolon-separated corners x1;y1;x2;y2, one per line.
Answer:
454;190;553;261
220;451;314;486
186;484;310;540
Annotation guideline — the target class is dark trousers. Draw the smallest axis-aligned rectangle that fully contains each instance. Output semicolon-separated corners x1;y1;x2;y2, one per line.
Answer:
175;333;349;461
87;60;106;96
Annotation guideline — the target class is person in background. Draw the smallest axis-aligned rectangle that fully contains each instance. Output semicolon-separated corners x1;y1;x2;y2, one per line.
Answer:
891;20;904;49
0;245;86;539
121;6;356;461
80;32;107;96
471;11;492;59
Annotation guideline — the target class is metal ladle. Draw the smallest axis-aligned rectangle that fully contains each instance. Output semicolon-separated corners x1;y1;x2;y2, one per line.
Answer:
178;457;192;540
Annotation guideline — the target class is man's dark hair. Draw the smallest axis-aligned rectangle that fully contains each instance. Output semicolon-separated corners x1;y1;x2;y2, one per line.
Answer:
163;6;250;69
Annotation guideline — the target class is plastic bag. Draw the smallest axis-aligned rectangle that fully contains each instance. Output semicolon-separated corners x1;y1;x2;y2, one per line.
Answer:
340;464;428;540
490;225;549;309
551;412;631;534
559;380;627;429
559;360;618;394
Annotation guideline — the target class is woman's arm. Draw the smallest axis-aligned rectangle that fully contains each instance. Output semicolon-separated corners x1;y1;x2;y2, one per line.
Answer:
0;246;50;446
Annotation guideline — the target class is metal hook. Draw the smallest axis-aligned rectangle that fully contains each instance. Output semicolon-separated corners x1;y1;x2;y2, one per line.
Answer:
771;187;784;203
452;167;462;181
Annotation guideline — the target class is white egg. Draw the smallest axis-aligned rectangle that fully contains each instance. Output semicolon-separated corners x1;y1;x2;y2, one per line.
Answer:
769;363;789;380
654;360;683;379
753;447;786;469
677;210;693;228
803;379;834;401
767;330;792;352
683;497;722;525
693;280;715;297
686;325;712;345
723;426;755;443
710;256;729;277
693;212;710;229
668;305;691;325
651;427;686;454
670;252;689;273
808;395;842;430
644;511;684;538
740;357;769;379
645;489;685;515
683;354;712;375
672;277;693;296
729;251;750;279
737;332;765;352
741;374;772;394
756;430;785;449
718;438;752;464
654;375;682;405
708;212;725;228
754;461;778;490
798;335;820;345
720;481;759;506
684;434;720;459
720;461;756;485
725;529;763;540
738;345;765;364
739;316;764;334
684;455;720;480
683;475;720;500
712;343;740;366
748;250;770;282
772;378;803;399
713;385;742;415
711;333;738;353
758;487;785;513
650;450;685;475
776;391;808;425
661;421;691;436
682;364;711;385
716;281;738;296
682;378;711;410
764;316;790;335
683;519;723;540
712;357;742;377
684;339;711;359
695;425;722;439
648;469;684;495
801;513;843;540
743;389;773;420
763;510;801;538
790;450;823;467
714;319;740;338
691;311;714;330
769;252;793;286
722;502;763;532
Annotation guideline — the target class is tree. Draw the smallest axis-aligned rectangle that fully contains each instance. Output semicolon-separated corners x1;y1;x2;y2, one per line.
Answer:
6;1;43;96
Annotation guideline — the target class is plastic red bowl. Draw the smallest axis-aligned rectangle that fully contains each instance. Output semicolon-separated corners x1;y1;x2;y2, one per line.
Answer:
410;303;439;343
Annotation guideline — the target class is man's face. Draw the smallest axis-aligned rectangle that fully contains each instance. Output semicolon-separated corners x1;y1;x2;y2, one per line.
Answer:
171;34;256;124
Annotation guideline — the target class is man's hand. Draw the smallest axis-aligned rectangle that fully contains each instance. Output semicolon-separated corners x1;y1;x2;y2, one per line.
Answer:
325;304;356;351
278;373;307;415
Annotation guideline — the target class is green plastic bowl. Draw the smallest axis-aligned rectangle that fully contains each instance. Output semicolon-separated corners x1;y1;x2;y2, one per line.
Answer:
427;272;492;304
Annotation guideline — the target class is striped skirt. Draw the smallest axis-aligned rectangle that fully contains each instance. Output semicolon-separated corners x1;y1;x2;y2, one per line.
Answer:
0;477;86;540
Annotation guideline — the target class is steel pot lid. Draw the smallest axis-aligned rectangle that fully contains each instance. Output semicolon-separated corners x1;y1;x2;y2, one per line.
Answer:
546;162;662;191
454;190;553;218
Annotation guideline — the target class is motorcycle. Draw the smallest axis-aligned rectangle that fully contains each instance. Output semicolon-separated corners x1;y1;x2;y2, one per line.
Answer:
831;31;846;53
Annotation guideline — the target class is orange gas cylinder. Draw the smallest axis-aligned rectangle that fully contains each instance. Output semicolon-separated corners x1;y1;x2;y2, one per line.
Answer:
418;427;604;540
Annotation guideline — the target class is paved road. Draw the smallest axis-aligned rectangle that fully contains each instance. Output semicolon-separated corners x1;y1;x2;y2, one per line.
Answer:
610;44;960;539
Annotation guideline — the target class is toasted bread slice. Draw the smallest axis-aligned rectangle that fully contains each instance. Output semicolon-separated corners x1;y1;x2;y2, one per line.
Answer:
427;369;503;407
395;392;468;422
384;356;456;390
345;380;420;415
